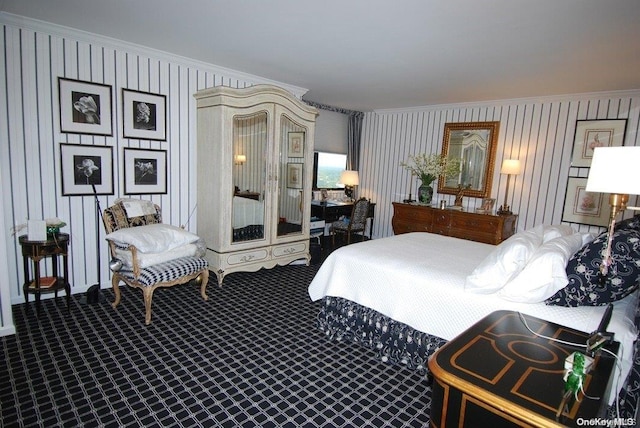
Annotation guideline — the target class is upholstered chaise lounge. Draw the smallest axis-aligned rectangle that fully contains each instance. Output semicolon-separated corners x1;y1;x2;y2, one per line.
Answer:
102;199;209;325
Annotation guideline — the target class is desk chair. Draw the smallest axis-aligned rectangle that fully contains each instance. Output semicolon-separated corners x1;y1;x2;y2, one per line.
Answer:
330;197;370;245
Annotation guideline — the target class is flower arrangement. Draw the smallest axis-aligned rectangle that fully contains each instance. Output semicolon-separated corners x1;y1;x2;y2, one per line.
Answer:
400;153;460;186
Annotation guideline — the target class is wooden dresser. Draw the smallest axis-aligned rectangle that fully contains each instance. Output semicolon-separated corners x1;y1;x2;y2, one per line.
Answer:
392;202;517;245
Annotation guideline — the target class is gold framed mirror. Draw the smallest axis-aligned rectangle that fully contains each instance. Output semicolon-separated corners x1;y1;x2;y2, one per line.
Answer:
438;121;499;199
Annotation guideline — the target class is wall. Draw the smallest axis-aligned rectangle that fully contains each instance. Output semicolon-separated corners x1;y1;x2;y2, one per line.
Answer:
0;13;308;335
357;94;640;239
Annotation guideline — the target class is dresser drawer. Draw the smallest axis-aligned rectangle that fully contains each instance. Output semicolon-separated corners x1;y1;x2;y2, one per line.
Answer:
450;213;499;233
392;219;430;234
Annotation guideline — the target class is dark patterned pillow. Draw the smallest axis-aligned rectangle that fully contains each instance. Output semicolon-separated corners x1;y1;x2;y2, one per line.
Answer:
614;214;640;231
545;227;640;307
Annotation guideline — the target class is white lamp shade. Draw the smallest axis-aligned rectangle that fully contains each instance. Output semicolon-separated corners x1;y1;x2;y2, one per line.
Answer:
586;146;640;195
235;154;246;163
500;159;521;175
339;170;360;186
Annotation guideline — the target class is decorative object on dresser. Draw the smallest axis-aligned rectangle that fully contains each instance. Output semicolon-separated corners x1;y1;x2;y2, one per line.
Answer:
497;158;521;215
428;310;619;427
438;121;500;199
400;153;460;205
194;85;318;286
391;202;517;245
102;199;209;325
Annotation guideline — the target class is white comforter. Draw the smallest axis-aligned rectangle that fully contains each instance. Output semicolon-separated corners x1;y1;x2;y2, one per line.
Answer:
308;232;638;403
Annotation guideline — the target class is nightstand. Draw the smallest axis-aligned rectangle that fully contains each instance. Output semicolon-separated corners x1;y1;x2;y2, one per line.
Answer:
428;310;618;427
19;233;71;315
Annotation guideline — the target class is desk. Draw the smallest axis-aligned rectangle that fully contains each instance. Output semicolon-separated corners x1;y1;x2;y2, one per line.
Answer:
428;310;618;427
311;200;376;239
19;233;71;315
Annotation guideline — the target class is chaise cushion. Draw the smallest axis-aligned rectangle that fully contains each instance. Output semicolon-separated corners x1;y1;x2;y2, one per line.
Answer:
116;256;208;287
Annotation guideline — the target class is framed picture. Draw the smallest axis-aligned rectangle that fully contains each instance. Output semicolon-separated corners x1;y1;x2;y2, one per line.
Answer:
571;119;627;167
122;89;167;141
58;78;113;136
60;143;114;196
476;198;496;214
123;148;167;194
562;177;611;227
288;132;305;158
286;163;303;189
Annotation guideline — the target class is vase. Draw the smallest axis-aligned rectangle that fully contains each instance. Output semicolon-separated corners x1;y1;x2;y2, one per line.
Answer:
418;183;434;204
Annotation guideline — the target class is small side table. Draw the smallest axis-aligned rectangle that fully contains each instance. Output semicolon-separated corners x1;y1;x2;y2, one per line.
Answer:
428;310;618;427
19;233;71;315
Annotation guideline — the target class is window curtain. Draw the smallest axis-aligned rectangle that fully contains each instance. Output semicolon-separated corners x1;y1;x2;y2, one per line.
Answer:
303;99;364;171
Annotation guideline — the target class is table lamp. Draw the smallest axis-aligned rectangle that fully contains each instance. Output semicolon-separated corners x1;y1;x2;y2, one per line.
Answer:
339;170;359;201
497;159;521;215
586;146;640;275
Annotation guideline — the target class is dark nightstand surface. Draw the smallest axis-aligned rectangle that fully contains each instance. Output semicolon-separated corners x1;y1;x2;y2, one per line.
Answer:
428;310;619;428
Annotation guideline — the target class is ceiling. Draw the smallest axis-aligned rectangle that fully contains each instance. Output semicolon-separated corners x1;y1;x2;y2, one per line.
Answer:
2;0;639;111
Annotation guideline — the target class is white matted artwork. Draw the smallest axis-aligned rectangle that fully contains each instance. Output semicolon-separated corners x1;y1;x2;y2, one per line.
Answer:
123;148;167;194
122;89;167;141
59;78;113;136
562;177;611;227
60;143;114;196
288;132;305;158
571;119;627;167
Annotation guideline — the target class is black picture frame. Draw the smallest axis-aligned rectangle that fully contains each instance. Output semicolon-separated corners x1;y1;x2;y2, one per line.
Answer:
60;143;114;196
123;147;168;194
58;78;113;136
122;89;167;141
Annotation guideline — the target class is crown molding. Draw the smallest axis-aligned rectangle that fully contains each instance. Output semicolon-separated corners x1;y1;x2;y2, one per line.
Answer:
373;89;640;115
0;12;309;99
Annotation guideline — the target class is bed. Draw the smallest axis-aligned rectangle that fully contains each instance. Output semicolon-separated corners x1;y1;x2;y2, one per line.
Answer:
308;226;640;419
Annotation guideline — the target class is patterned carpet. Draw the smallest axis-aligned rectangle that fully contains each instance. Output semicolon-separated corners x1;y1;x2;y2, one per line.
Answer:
0;263;432;427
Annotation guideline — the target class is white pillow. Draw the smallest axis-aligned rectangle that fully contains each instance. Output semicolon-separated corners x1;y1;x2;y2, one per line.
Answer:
542;224;575;242
498;233;587;303
464;226;544;294
106;223;200;253
114;242;199;268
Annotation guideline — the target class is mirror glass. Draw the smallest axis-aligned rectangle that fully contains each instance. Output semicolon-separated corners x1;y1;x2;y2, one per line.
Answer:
277;115;306;237
232;111;267;243
438;121;499;199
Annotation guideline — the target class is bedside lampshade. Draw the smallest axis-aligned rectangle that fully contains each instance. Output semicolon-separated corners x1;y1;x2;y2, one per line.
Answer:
585;146;640;276
339;170;359;200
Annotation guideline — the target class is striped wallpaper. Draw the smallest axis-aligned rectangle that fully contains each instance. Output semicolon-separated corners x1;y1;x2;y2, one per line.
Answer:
357;96;640;239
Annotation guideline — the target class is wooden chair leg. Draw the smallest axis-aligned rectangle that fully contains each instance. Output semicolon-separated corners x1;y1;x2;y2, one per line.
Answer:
111;275;122;309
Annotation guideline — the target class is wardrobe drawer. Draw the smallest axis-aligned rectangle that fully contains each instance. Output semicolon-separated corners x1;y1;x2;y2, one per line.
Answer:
226;248;269;265
272;241;307;258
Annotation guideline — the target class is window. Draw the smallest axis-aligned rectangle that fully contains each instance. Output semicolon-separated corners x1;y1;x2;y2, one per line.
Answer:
313;152;347;189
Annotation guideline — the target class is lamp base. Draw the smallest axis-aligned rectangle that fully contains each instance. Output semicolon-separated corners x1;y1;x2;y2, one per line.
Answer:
497;205;512;216
344;186;354;201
